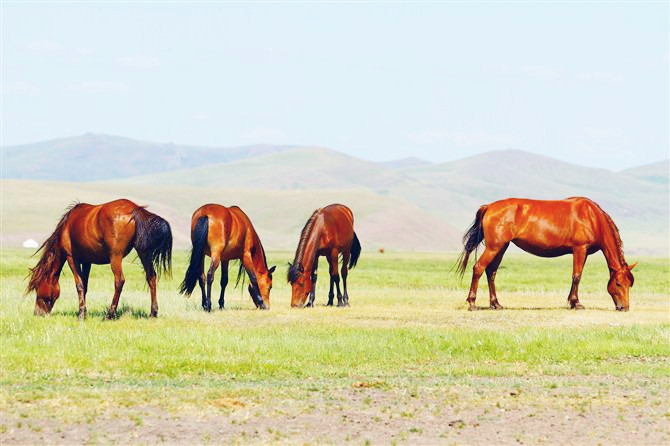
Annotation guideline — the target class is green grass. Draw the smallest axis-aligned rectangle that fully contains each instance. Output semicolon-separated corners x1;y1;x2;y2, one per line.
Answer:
1;249;668;423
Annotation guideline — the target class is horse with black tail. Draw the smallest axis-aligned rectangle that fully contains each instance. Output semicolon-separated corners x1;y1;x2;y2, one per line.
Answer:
27;199;172;319
288;204;361;308
179;204;275;311
457;197;636;311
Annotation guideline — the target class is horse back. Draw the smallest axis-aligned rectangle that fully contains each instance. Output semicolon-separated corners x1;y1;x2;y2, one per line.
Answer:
483;197;602;255
319;204;355;250
191;204;243;259
64;199;139;263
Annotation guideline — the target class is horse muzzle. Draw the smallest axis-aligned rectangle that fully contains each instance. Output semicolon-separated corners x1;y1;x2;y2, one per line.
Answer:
34;298;53;316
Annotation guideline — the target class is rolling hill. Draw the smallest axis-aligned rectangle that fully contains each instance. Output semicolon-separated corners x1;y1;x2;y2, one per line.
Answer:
619;159;669;185
1;135;667;255
1;134;293;181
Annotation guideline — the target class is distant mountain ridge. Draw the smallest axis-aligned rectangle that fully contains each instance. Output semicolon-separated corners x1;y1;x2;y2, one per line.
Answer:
1;134;295;181
1;134;667;254
619;159;669;185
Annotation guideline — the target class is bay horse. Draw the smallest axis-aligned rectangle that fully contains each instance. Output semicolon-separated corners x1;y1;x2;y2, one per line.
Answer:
27;199;172;319
288;204;361;308
179;204;275;311
457;197;636;311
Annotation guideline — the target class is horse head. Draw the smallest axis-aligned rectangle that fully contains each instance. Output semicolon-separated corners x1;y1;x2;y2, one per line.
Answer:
287;262;311;307
253;265;276;309
607;262;637;311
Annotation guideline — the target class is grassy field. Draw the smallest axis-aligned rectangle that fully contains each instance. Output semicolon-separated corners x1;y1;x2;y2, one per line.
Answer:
1;249;668;444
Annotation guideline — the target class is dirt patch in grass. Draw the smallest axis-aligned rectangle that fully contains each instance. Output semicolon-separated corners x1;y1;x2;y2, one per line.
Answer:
2;377;668;445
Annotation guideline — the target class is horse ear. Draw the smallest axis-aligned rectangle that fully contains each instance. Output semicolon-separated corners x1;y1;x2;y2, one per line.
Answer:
268;265;276;274
628;262;638;271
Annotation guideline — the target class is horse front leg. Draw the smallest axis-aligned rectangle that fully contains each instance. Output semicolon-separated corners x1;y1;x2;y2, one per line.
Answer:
306;261;318;308
327;251;344;307
467;247;500;311
66;256;86;319
327;275;335;306
568;247;587;310
106;255;125;319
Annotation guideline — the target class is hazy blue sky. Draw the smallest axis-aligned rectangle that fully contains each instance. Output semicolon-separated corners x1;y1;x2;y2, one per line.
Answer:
1;2;668;170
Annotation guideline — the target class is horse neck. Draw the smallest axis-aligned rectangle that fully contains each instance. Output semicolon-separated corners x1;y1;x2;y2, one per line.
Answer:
51;252;66;280
598;214;625;272
32;247;65;290
297;224;322;273
248;233;268;276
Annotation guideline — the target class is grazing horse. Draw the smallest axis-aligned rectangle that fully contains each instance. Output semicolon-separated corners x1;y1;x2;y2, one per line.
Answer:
288;204;361;308
457;197;636;311
27;199;172;319
179;204;275;311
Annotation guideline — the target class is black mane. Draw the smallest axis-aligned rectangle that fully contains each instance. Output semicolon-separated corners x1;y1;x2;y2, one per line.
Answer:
287;208;321;284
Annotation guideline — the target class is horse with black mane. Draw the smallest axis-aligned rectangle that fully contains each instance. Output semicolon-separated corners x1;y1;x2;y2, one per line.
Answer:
180;204;275;311
457;197;636;311
27;199;172;319
288;204;361;308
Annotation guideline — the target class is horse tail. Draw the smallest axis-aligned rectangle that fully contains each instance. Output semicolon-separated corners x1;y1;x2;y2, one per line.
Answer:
349;232;361;269
180;216;208;295
456;205;488;277
132;207;173;279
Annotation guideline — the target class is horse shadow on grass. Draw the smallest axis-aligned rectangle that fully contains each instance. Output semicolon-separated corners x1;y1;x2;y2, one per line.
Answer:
467;305;609;311
52;305;151;320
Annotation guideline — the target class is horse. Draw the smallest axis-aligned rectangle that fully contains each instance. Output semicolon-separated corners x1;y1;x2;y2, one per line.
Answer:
26;199;172;319
287;204;361;308
457;197;637;311
179;204;275;311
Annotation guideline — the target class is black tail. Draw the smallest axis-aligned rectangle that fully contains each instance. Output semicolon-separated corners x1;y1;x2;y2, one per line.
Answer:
349;232;361;269
132;207;172;279
180;216;208;296
456;206;487;277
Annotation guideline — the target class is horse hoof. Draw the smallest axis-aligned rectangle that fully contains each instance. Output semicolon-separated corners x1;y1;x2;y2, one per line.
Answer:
105;312;116;320
150;311;158;318
468;305;478;311
491;303;503;310
571;303;585;310
326;302;334;307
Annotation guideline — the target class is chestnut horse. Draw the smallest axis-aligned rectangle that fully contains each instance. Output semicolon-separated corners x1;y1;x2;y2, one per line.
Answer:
288;204;361;307
179;204;275;311
457;197;636;311
27;199;172;319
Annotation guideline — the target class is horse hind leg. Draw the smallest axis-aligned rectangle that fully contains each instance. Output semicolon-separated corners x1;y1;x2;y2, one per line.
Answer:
326;252;344;307
205;256;221;312
138;254;158;318
106;255;125;319
485;243;509;310
467;246;502;311
218;260;229;310
341;251;350;307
